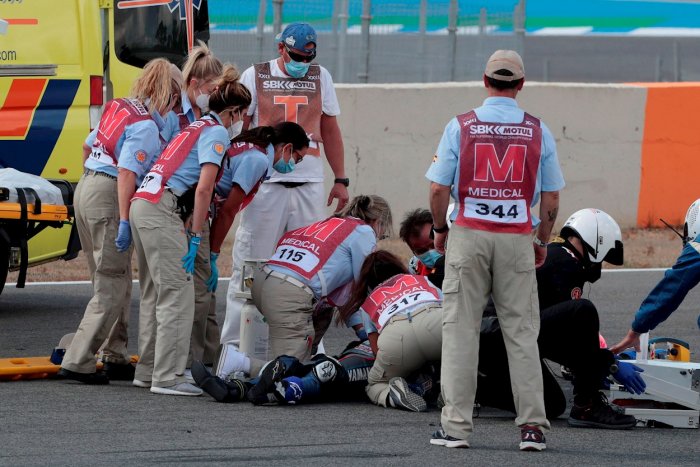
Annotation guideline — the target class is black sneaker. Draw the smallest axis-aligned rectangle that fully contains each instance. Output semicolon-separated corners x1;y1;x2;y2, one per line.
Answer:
429;428;469;448
519;425;546;451
568;392;637;429
191;360;245;403
388;377;427;412
247;357;288;405
103;362;136;381
57;368;109;385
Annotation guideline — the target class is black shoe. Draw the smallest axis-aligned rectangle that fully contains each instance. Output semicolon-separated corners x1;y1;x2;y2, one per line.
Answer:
247;357;288;405
568;392;637;429
57;368;109;385
429;428;469;448
103;362;136;381
191;360;244;403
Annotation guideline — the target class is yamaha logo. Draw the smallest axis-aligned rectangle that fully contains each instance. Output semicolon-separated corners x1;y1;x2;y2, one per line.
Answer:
262;80;316;91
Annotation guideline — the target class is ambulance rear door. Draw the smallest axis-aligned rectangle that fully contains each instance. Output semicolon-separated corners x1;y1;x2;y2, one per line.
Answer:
106;0;210;99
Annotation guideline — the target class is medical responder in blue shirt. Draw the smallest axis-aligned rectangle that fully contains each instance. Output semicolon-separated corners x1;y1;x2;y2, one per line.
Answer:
611;198;700;353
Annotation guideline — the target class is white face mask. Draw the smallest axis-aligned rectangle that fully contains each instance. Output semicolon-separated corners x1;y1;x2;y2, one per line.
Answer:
195;91;210;111
228;120;243;140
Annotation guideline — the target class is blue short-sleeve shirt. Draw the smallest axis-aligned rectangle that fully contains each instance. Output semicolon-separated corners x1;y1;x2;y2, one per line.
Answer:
166;113;229;194
426;97;565;226
216;144;274;197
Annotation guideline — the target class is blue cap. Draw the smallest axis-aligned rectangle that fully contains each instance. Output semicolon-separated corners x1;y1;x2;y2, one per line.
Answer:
276;23;317;51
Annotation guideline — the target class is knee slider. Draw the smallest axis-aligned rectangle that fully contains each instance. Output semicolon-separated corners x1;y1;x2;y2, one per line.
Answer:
312;355;342;383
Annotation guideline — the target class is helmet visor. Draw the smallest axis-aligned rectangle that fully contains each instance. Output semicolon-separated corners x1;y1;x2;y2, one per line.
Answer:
603;240;624;266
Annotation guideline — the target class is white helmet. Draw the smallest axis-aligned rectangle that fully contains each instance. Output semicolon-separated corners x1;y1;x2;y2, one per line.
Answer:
560;208;623;265
684;198;700;244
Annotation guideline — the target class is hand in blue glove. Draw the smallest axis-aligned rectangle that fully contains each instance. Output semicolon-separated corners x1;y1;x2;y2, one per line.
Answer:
612;360;646;395
206;252;219;292
181;234;200;274
115;220;131;252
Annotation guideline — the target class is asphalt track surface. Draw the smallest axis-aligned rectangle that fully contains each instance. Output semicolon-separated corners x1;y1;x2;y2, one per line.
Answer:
1;270;699;466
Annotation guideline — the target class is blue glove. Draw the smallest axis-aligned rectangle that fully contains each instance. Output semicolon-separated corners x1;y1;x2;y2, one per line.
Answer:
206;252;219;292
181;234;200;274
612;360;646;395
282;376;304;404
115;220;131;252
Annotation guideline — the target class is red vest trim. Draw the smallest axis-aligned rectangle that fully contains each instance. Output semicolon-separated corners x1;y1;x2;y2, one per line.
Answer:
133;119;219;204
455;110;542;234
268;217;363;280
225;142;268;213
90;98;152;167
361;274;441;332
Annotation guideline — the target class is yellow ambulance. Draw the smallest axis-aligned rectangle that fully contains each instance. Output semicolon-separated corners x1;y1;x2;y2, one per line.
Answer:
0;0;210;294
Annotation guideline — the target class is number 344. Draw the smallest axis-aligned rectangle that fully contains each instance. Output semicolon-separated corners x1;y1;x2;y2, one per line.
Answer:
475;203;519;219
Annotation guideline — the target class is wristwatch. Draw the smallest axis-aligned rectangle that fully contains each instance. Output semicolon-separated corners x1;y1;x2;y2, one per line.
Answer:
432;223;449;234
533;237;547;247
334;178;350;187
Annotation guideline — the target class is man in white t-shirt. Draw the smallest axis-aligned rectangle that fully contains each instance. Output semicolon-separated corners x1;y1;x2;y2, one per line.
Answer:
221;23;349;349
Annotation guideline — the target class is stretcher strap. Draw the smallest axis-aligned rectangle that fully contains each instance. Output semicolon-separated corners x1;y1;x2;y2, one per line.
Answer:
14;188;30;288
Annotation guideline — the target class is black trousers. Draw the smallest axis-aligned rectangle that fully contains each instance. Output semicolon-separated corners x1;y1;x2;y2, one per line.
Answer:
476;299;614;418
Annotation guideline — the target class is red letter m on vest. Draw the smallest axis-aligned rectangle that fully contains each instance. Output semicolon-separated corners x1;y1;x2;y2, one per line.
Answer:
293;217;345;241
473;143;526;182
369;275;419;306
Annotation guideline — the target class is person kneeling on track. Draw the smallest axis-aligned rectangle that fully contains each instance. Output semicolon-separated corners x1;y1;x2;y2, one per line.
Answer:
246;195;393;371
337;251;443;413
400;207;645;428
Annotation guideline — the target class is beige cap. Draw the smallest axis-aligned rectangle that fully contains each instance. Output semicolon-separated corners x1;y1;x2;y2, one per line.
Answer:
484;50;524;81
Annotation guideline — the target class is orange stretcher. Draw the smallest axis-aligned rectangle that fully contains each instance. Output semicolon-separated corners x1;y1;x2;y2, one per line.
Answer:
0;202;71;222
0;181;78;291
0;355;139;381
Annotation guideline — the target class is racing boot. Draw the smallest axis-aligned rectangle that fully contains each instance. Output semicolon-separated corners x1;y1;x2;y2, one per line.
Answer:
247;356;301;405
191;360;246;403
568;392;637;429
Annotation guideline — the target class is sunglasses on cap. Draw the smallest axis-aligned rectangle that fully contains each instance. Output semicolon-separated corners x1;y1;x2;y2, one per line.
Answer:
284;44;316;63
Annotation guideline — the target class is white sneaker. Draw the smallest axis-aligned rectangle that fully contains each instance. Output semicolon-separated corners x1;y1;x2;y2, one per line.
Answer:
132;379;151;388
150;382;203;396
184;369;195;384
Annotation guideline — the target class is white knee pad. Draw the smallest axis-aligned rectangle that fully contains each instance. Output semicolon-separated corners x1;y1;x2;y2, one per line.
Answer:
312;356;341;383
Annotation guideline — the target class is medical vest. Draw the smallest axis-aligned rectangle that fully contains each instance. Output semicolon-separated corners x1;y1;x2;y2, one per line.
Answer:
361;274;441;332
90;98;152;167
225;141;267;212
267;217;363;280
455;110;542;234
133;119;219;204
253;62;323;156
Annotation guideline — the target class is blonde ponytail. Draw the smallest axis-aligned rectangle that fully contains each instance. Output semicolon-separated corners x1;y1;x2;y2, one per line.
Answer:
130;58;178;115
